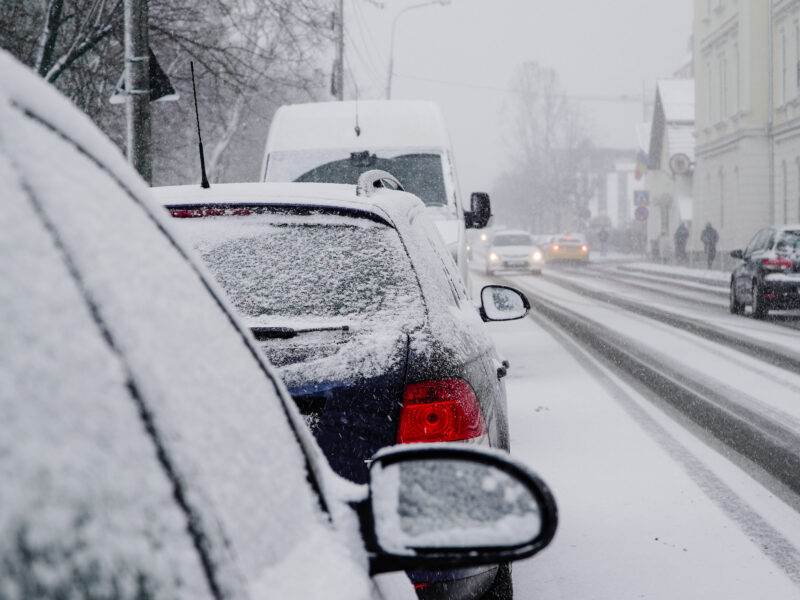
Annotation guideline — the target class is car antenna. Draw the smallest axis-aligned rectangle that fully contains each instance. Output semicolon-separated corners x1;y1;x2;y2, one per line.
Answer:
190;61;210;189
353;81;361;137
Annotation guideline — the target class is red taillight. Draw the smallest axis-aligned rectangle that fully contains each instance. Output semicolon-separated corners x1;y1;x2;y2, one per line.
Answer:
581;245;589;252
552;244;560;252
397;379;486;444
763;256;793;271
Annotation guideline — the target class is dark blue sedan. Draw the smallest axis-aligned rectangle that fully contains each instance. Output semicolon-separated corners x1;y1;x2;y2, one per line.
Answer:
154;176;531;599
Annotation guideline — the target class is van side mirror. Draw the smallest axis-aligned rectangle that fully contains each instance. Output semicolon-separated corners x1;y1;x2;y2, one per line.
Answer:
465;192;492;229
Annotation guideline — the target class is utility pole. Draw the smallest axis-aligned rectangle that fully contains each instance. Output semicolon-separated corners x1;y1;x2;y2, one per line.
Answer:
334;0;344;100
124;0;151;183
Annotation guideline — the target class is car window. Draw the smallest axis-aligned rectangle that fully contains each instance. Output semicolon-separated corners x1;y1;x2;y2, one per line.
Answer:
171;209;425;330
776;230;800;251
8;109;361;594
754;229;774;252
412;211;468;307
1;119;215;599
745;229;766;255
493;234;533;246
267;149;450;208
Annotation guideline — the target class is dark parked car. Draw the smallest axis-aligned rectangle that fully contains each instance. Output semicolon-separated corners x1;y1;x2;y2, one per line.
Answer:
153;173;532;599
730;225;800;318
0;51;558;600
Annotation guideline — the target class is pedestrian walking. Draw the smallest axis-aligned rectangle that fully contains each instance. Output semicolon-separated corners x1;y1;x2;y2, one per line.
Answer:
700;222;718;269
598;228;609;256
674;222;689;262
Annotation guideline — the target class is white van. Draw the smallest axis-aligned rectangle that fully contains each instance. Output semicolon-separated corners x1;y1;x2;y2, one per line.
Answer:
260;100;491;284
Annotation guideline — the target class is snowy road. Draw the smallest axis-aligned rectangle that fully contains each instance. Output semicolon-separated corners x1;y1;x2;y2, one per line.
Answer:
471;263;800;599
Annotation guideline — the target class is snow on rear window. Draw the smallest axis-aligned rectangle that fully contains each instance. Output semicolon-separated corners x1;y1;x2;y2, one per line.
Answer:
172;211;424;328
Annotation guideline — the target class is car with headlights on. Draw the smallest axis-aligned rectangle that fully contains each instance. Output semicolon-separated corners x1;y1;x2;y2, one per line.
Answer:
485;230;544;276
729;225;800;318
546;232;590;263
153;171;532;600
0;50;558;600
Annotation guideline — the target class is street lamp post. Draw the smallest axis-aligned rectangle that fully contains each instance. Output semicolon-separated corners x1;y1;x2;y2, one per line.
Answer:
386;0;450;99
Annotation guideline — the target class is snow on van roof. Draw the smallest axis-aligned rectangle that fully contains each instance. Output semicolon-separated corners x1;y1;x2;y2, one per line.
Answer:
264;100;452;153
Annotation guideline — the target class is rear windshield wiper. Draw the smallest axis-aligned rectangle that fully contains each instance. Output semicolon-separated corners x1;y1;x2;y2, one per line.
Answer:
250;325;351;340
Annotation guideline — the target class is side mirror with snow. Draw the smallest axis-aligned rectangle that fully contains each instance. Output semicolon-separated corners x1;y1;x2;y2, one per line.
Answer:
363;444;558;574
479;285;530;322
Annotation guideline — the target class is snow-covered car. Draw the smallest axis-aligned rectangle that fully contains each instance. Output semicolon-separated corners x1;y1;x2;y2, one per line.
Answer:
0;51;559;599
485;230;544;275
153;172;532;599
729;225;800;318
546;232;590;263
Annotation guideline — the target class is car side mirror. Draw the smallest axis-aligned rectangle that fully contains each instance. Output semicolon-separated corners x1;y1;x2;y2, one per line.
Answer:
730;249;744;259
479;285;530;322
364;444;558;574
465;192;492;229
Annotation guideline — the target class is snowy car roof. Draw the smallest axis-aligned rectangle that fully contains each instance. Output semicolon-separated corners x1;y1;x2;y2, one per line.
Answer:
152;181;428;226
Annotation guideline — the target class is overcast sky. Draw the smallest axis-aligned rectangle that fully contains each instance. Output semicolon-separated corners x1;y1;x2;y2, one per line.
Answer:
345;0;694;194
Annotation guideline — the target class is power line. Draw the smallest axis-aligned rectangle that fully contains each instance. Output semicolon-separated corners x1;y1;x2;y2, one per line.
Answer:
394;72;648;104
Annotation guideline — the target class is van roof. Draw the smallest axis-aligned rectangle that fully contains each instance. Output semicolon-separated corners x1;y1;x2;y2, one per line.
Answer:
264;100;452;153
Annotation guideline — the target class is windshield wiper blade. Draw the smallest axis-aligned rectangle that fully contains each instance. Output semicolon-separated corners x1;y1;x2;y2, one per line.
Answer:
250;325;350;340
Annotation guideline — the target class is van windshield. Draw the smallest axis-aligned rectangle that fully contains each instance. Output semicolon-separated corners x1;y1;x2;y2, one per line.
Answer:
265;149;449;208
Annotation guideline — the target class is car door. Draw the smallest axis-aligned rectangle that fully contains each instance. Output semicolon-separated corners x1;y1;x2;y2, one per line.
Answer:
410;210;510;450
1;82;403;600
737;228;769;297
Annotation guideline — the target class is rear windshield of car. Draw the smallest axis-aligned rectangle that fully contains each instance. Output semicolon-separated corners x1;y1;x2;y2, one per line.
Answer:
171;209;424;329
776;230;800;251
266;149;448;208
493;234;533;246
557;237;583;244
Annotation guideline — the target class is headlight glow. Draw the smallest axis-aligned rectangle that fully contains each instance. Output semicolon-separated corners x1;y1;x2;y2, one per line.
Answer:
489;252;499;262
532;251;543;261
581;245;589;252
480;233;488;242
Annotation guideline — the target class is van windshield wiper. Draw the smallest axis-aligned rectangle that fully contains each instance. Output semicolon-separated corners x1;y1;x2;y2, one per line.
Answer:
250;325;351;340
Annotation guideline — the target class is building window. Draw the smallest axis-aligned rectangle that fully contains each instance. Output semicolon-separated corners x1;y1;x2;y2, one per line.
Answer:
796;23;800;96
707;60;715;124
735;44;741;113
719;168;725;229
783;160;788;224
781;29;788;105
720;54;727;120
797;159;800;222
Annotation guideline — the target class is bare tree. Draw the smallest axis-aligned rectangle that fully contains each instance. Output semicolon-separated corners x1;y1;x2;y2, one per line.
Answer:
493;62;593;233
0;0;332;184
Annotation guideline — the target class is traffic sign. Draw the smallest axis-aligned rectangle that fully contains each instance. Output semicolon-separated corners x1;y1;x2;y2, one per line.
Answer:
634;190;649;207
634;206;649;221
